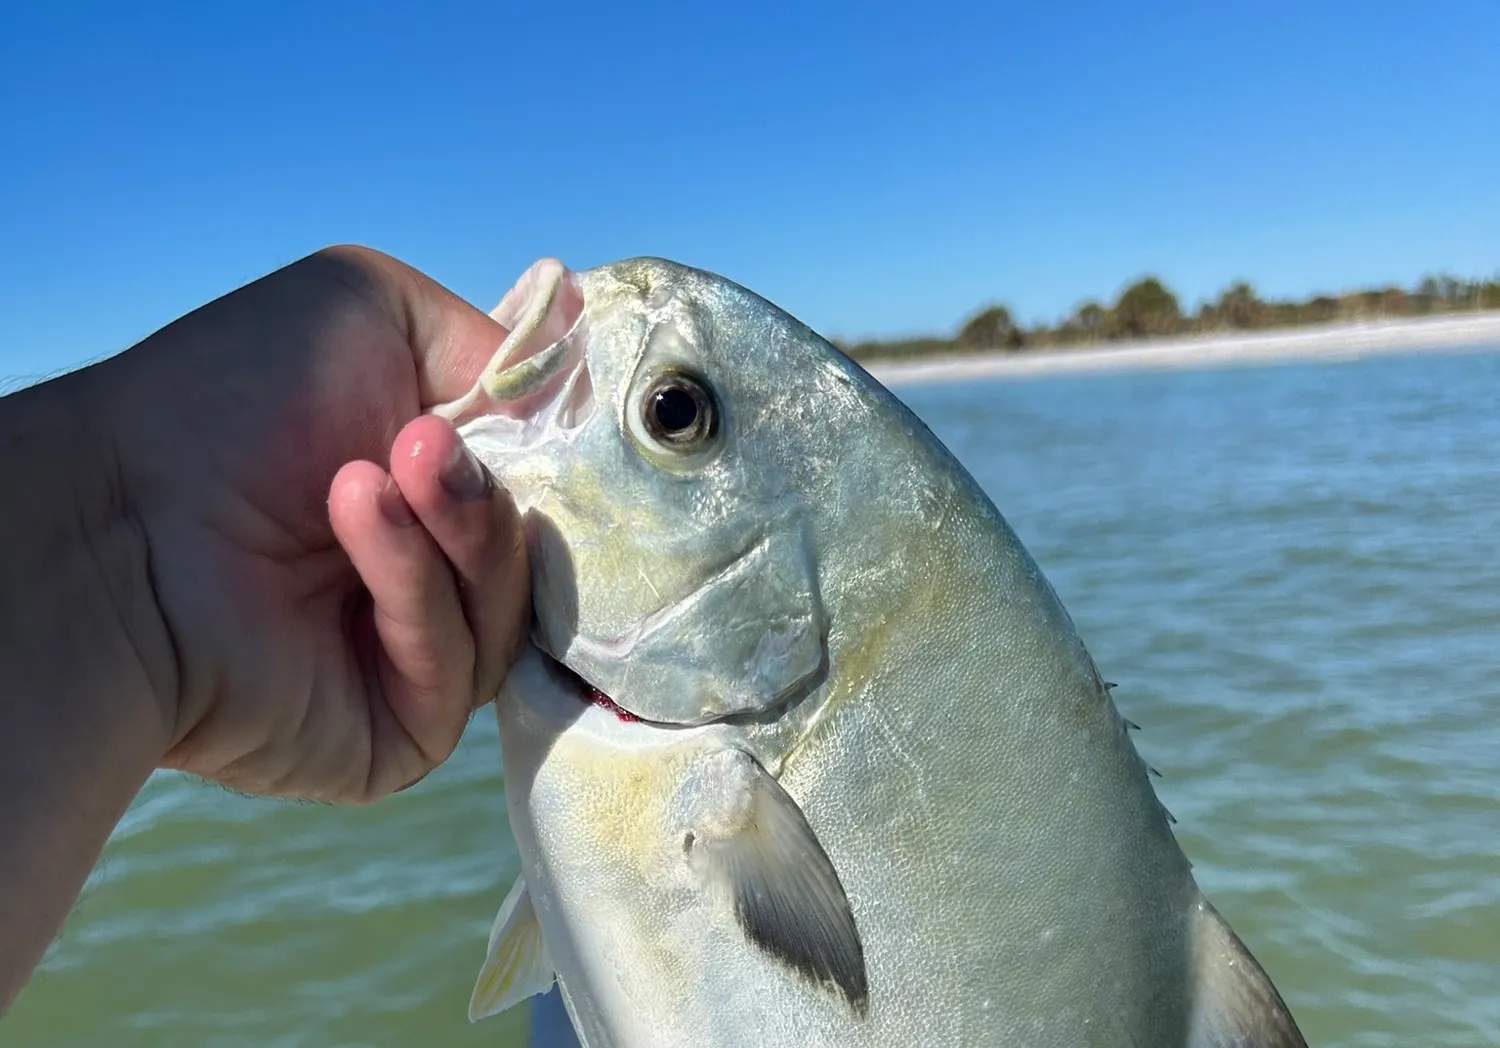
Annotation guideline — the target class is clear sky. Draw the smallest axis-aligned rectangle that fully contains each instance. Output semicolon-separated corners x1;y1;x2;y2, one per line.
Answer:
3;1;1497;383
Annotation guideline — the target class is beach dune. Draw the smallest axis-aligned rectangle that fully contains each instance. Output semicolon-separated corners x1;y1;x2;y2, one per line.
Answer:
863;311;1500;387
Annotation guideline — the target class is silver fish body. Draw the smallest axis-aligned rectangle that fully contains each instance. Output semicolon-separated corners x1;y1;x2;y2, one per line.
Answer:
442;258;1307;1048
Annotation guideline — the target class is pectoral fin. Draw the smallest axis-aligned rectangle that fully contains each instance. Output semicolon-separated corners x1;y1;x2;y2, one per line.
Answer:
469;876;556;1023
1188;897;1308;1047
680;750;868;1017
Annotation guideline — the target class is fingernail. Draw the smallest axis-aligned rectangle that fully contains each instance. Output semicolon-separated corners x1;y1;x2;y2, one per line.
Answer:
378;478;418;527
439;442;492;503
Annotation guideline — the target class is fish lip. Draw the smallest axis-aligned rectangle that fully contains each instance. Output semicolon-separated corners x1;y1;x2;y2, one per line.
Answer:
453;309;591;439
435;261;593;437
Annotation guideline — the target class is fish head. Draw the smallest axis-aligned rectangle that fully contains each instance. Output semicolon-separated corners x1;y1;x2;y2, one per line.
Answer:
446;256;870;727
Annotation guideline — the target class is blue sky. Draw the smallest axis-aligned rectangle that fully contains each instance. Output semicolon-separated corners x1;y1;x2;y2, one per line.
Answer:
2;1;1497;382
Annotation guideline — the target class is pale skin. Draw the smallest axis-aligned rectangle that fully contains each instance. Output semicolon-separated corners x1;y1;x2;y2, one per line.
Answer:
0;246;532;1014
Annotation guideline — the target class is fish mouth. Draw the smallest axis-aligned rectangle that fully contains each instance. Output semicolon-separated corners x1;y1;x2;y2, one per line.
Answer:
433;258;594;440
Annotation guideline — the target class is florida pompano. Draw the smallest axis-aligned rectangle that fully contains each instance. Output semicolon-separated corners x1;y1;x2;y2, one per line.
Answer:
432;257;1308;1048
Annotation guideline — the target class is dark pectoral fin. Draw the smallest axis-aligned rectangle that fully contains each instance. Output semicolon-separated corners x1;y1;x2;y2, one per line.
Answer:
1189;898;1308;1048
684;750;868;1017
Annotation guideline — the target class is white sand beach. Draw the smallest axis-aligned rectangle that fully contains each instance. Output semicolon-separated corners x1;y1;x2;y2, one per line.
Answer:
864;311;1500;388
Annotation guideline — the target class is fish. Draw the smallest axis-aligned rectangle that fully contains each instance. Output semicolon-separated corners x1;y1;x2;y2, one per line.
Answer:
433;257;1309;1047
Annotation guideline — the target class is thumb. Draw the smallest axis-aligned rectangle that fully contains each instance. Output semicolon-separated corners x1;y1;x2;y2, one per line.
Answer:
301;245;511;408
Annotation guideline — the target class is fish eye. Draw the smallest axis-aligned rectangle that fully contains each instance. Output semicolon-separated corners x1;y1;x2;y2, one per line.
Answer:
641;372;718;449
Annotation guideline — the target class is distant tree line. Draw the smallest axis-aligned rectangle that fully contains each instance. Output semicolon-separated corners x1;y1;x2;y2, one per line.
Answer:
835;272;1500;361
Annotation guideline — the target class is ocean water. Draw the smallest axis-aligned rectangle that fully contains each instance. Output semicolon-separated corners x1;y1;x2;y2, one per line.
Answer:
7;345;1499;1047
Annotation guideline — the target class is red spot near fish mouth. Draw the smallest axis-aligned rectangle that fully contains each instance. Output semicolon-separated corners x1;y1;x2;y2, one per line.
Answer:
582;686;643;724
547;655;642;723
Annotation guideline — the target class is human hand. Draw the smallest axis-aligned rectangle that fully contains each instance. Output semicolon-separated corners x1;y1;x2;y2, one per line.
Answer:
73;246;530;802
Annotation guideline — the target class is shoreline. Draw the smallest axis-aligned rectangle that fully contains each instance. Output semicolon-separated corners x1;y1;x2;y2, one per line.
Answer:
862;311;1500;387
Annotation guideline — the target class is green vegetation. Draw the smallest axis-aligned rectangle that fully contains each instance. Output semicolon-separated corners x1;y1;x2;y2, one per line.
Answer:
835;272;1500;361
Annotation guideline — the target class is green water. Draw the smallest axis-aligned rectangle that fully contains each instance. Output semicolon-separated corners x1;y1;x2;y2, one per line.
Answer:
8;346;1499;1046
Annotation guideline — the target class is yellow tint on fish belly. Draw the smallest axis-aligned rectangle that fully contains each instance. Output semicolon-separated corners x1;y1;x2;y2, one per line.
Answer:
518;730;711;1020
543;738;692;877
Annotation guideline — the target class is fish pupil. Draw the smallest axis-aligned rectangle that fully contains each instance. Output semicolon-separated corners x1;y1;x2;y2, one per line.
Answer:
652;387;699;433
